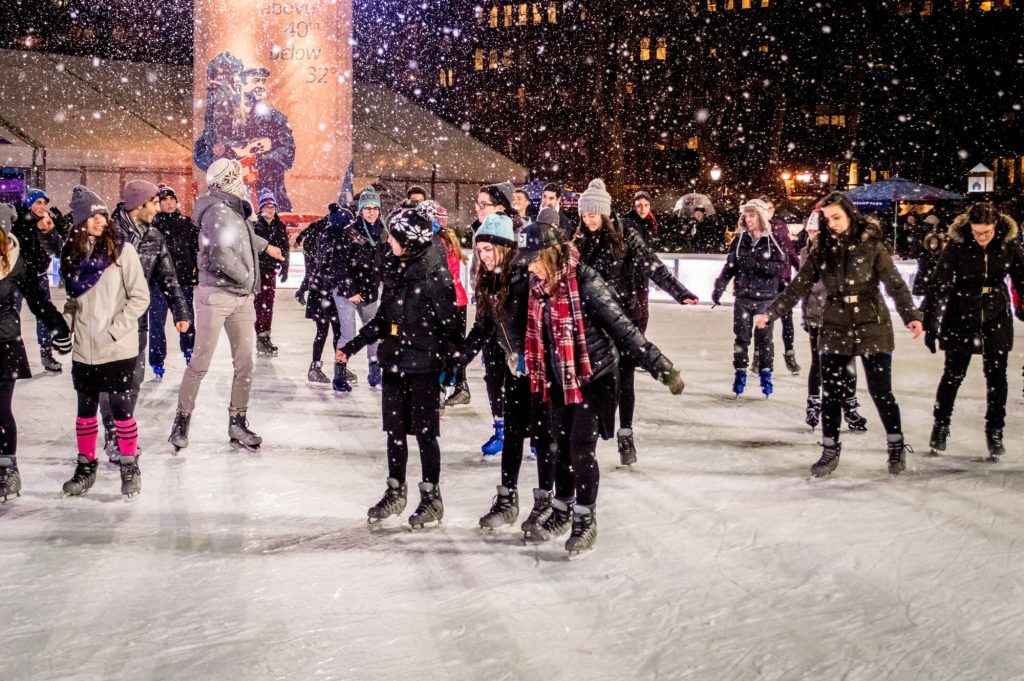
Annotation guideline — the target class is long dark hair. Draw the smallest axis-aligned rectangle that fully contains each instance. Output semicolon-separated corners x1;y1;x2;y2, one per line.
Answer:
574;213;625;259
60;214;120;279
815;191;872;264
473;243;515;321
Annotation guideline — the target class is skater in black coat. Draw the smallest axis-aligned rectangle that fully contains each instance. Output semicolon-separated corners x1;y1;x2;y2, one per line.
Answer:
337;202;461;530
574;181;698;466
150;184;199;372
923;203;1024;460
0;204;72;502
517;219;684;557
455;211;552;531
297;206;341;383
253;190;290;355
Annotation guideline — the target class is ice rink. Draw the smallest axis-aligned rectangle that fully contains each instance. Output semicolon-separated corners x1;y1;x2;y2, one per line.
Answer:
4;294;1024;681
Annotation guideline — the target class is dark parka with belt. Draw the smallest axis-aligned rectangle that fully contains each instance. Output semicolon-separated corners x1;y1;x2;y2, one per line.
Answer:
339;243;460;375
922;213;1024;355
766;217;922;355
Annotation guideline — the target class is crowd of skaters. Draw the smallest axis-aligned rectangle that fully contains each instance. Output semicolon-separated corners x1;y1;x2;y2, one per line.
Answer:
0;162;1021;558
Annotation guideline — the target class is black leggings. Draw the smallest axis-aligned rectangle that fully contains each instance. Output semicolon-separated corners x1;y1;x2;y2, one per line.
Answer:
618;358;636;430
807;326;857;399
312;315;341;362
546;382;604;507
821;353;901;441
79;390;133;421
0;380;16;462
386;432;441;485
780;310;795;353
499;371;551;490
482;338;506;420
934;349;1008;430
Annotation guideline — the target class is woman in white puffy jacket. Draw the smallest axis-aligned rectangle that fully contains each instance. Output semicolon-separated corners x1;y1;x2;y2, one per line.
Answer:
59;186;149;498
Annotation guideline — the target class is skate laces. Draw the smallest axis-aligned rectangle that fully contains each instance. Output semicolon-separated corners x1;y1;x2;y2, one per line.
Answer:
887;441;913;461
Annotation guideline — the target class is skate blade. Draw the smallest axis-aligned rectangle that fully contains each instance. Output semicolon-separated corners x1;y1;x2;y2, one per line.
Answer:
567;547;593;561
927;448;942;457
480;455;500;464
230;440;261;452
1;491;20;503
408;519;442;531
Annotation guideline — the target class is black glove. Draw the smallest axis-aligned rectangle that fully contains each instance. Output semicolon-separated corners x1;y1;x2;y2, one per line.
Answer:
51;332;72;355
711;290;722;308
279;269;288;284
924;331;937;354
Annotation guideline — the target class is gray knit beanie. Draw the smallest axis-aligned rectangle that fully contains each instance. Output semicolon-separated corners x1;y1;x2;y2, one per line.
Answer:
70;185;109;225
123;179;159;212
578;178;612;217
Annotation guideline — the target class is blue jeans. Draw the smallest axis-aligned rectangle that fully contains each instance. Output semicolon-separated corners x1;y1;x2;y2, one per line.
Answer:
332;292;379;363
12;273;53;350
148;283;196;367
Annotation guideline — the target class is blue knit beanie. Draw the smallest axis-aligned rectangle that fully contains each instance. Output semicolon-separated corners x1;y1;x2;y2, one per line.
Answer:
474;213;515;248
258;189;277;211
24;187;48;208
358;188;382;211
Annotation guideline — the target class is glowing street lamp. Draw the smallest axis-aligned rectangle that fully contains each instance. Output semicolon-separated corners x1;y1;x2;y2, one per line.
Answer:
819;172;830;184
709;165;723;182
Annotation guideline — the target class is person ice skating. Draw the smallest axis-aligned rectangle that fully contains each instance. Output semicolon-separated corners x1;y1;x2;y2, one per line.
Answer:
150;183;198;375
759;196;803;376
574;179;698;466
336;201;462;529
12;187;67;373
298;205;342;384
0;204;72;502
517;219;684;556
922;203;1024;461
455;211;552;529
59;187;150;497
913;227;947;298
472;181;521;457
712;199;787;398
253;189;290;356
101;180;191;461
755;192;924;477
169;159;285;452
797;211;866;432
437;206;471;407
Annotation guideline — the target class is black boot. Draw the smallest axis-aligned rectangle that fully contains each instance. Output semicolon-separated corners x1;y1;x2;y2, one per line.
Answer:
62;456;98;496
887;436;912;476
443;382;471;407
521;488;553;533
928;423;949;455
332;362;352;393
843;396;868;431
409;482;444;528
119;455;141;497
528;497;573;542
0;457;21;502
805;396;821;430
986;428;1005;461
228;411;262;451
811;439;842;477
40;347;62;373
784;350;801;375
565;504;597;557
169;411;191;451
367;477;408;523
617;428;637;466
479;485;519;529
308;360;330;384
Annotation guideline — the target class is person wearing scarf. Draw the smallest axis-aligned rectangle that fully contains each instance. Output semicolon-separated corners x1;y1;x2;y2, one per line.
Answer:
517;219;684;557
59;186;150;498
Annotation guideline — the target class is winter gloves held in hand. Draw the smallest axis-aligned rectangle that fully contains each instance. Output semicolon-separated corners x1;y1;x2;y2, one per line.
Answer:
924;331;937;354
660;367;685;395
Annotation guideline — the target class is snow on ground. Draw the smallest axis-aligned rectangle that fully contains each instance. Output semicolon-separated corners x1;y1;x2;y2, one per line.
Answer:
4;293;1024;681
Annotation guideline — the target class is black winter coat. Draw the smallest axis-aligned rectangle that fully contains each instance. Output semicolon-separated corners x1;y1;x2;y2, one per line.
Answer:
254;214;290;278
923;213;1024;355
461;265;530;364
767;219;922;355
577;219;697;326
713;229;787;302
340;243;460;374
311;217;387;301
112;206;191;332
12;208;66;277
152;210;199;286
912;232;946;296
0;240;69;343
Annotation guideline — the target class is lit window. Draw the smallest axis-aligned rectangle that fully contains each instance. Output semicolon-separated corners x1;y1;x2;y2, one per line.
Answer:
580;7;587;20
625;82;634;94
548;2;558;22
474;48;484;70
502;48;513;67
656;37;667;60
489;49;498;68
519;3;528;24
489;7;499;27
448;68;455;85
709;47;717;56
725;0;734;9
687;136;699;150
640;37;651;61
708;0;717;9
532;3;542;22
980;0;993;8
474;6;484;23
761;0;770;6
759;44;768;52
518;85;526;105
439;69;447;87
921;0;933;13
742;0;751;8
504;5;513;26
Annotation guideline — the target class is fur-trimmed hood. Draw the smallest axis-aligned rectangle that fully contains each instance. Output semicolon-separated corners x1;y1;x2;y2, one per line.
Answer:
948;211;1019;245
922;231;947;253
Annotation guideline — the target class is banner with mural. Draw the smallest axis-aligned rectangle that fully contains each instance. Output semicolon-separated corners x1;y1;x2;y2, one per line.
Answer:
192;0;352;216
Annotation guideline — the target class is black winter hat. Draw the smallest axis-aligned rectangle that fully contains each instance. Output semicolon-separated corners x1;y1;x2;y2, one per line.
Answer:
482;182;516;213
514;219;563;266
388;201;439;251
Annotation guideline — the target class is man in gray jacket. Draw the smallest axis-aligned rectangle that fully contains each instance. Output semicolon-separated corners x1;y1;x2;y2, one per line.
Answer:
170;158;284;451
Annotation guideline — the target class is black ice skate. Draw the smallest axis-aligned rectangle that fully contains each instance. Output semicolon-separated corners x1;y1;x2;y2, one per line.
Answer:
367;477;408;524
0;460;21;502
443;382;471;408
307;361;330;384
810;440;842;478
887;437;912;476
784;350;801;376
479;485;519;530
805;396;821;430
228;411;262;451
119;455;141;497
409;482;444;529
843;396;868;431
521;488;553;534
527;498;572;542
617;428;637;466
928;423;949;456
986;428;1005;461
40;347;62;373
256;332;278;357
168;411;191;451
566;504;597;559
62;456;98;496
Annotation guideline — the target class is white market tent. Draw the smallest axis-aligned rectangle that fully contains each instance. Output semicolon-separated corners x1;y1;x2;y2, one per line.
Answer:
0;49;526;225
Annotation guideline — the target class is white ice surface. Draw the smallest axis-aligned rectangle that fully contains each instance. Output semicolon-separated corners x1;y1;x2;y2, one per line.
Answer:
4;295;1024;681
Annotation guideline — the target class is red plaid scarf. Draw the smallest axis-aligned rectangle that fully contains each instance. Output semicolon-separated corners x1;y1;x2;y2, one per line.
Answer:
526;245;593;404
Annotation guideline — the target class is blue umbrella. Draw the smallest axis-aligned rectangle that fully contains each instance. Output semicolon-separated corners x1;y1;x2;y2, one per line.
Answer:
844;176;967;209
